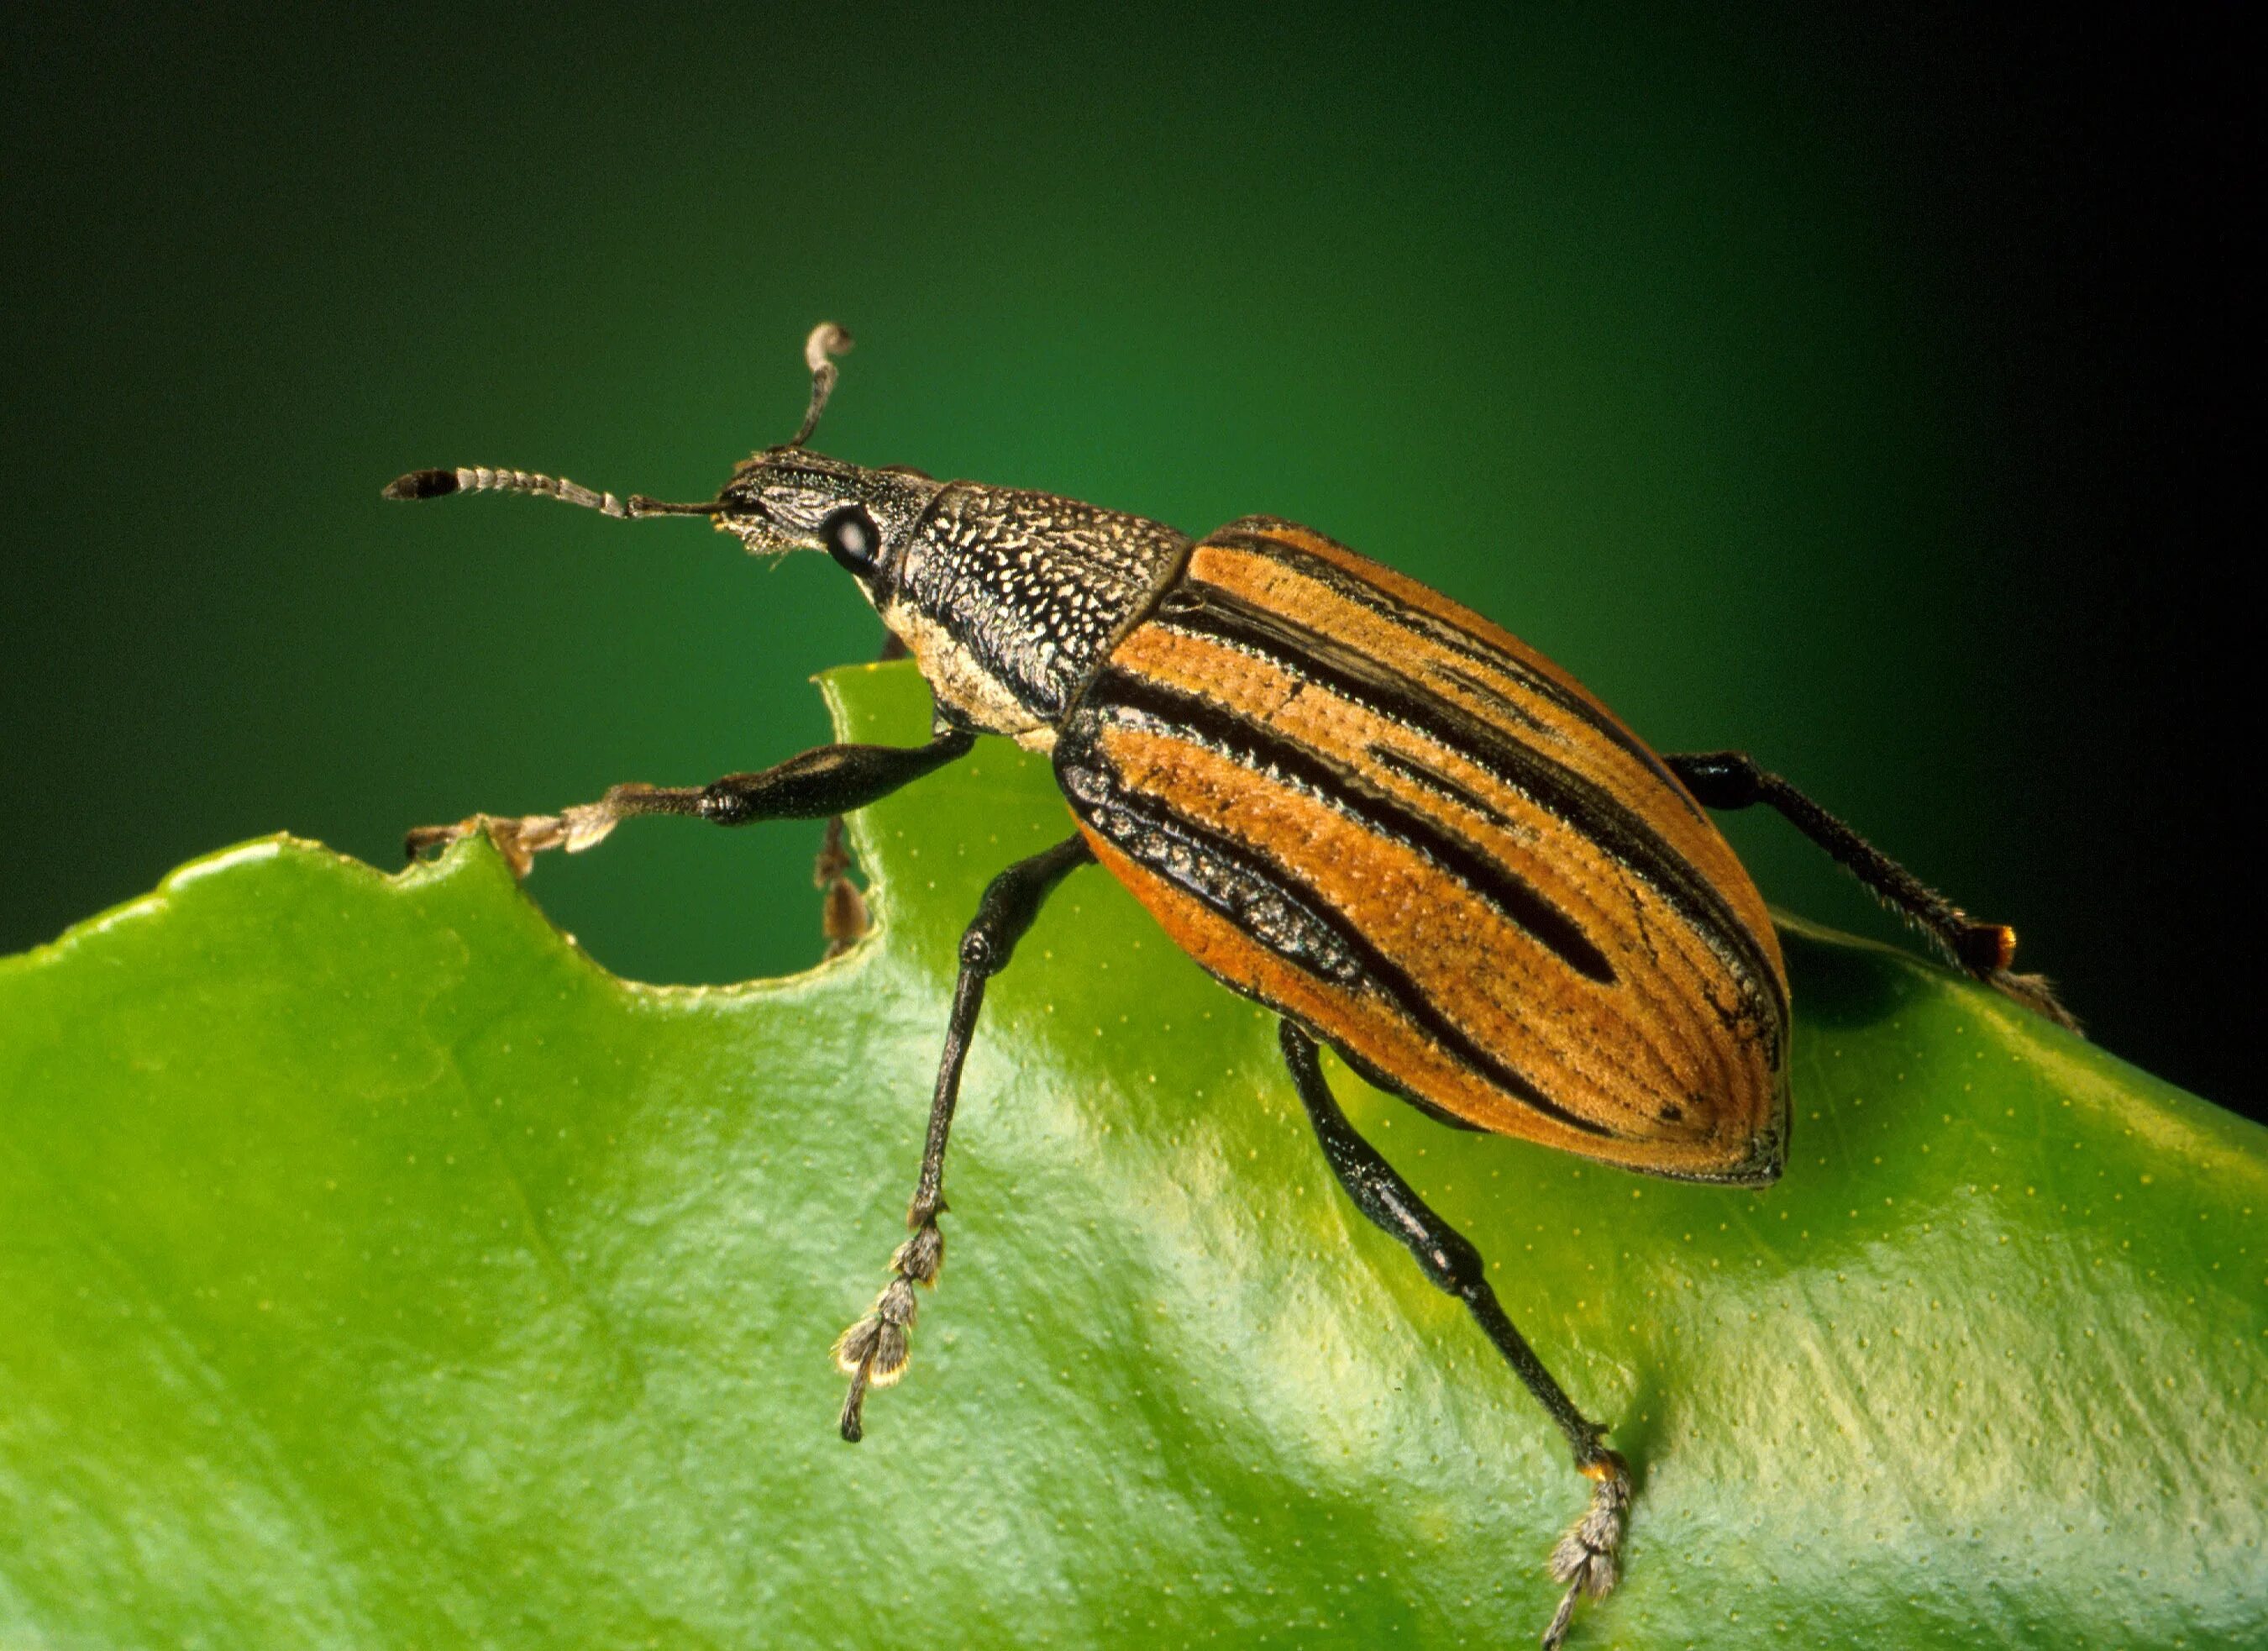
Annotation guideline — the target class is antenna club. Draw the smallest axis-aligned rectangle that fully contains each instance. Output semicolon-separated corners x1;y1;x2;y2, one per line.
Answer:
788;323;855;450
382;468;462;502
806;322;853;371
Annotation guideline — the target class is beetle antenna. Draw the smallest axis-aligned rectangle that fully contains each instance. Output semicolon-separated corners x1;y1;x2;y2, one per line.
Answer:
786;322;853;449
379;465;722;519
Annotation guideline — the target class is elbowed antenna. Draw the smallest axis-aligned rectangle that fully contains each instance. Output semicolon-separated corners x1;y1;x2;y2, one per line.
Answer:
787;322;853;448
379;465;722;519
383;320;856;511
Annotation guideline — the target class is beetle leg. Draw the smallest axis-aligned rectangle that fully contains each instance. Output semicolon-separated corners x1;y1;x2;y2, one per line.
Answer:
811;816;870;957
404;728;976;877
807;634;918;953
1278;1021;1630;1651
832;833;1095;1442
1664;749;2079;1030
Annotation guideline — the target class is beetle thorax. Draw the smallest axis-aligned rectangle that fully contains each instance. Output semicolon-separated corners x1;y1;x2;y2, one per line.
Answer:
882;484;1190;749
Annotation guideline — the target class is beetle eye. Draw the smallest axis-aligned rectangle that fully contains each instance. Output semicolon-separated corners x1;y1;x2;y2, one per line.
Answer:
821;506;880;576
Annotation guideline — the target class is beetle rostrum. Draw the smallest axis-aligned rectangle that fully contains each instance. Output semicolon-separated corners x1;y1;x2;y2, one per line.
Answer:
385;323;2076;1649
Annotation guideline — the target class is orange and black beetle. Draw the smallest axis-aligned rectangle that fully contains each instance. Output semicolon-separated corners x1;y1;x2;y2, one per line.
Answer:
387;325;2071;1648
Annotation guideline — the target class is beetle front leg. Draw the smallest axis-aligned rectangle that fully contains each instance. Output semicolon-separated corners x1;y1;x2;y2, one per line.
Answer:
833;833;1095;1441
1662;749;2077;1028
1278;1022;1630;1651
405;728;976;878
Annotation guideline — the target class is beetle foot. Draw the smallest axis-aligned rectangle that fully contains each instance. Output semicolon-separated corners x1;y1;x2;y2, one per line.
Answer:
403;802;622;878
831;1216;944;1442
1950;923;2082;1033
1541;1449;1629;1650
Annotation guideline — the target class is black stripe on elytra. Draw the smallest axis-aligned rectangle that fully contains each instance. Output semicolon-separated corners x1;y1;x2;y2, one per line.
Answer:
1055;718;1614;1138
1066;781;1367;986
1152;581;1788;1034
1090;668;1616;985
1208;528;1702;816
1368;745;1536;844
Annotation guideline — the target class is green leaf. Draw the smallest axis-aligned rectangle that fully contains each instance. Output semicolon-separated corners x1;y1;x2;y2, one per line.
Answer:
3;662;2262;1649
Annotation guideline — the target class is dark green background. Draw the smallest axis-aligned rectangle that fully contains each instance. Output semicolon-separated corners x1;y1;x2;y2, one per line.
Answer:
3;8;2247;1111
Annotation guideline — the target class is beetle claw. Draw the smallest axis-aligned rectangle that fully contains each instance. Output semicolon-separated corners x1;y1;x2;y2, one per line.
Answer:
1982;966;2083;1034
402;819;475;863
404;813;549;877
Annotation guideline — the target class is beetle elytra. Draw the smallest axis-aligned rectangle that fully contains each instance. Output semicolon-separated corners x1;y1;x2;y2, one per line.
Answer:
386;325;2073;1648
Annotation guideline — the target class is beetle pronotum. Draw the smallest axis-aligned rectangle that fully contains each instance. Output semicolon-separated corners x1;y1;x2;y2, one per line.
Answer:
386;325;2073;1648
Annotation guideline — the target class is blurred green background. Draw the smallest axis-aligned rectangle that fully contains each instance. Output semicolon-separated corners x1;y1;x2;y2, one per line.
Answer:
2;7;2246;1112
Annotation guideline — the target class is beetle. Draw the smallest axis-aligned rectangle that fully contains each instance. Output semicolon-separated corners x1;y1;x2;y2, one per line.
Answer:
386;324;2074;1648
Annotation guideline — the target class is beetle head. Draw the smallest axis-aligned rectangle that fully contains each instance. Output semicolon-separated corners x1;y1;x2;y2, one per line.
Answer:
711;446;943;605
380;322;1184;743
707;322;946;597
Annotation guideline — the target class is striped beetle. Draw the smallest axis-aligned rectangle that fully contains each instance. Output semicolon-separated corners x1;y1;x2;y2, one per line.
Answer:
387;325;2073;1648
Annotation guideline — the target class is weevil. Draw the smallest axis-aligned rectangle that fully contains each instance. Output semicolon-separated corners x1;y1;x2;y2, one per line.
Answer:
386;324;2075;1648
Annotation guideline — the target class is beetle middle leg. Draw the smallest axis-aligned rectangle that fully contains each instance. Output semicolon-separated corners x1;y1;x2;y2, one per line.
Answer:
811;816;869;958
404;727;975;876
1664;749;2078;1029
832;833;1095;1442
808;634;918;954
1278;1022;1630;1651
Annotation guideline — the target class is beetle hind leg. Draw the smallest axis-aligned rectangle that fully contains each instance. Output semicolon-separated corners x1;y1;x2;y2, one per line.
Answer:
1665;749;2080;1031
1277;1022;1630;1648
832;834;1095;1442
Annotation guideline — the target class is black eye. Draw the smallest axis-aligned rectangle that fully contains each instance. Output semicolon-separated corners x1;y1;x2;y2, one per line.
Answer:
821;506;880;576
